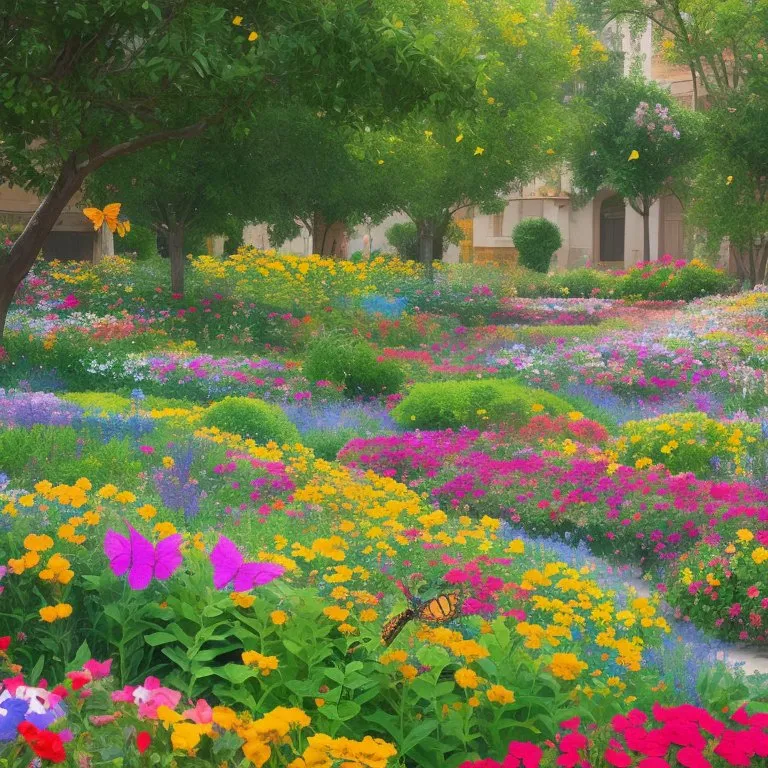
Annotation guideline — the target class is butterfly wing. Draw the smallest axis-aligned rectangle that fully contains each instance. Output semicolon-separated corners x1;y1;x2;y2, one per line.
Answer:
126;526;155;591
153;534;183;581
102;203;122;232
83;208;105;231
419;593;459;623
233;561;285;592
210;536;244;590
103;530;131;577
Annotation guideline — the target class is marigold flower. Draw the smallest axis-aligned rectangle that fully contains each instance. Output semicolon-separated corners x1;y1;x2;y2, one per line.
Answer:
454;667;480;689
270;610;287;625
487;684;515;704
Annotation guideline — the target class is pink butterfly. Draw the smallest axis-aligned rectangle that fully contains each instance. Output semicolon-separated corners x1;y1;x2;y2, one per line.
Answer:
209;535;284;591
104;524;182;591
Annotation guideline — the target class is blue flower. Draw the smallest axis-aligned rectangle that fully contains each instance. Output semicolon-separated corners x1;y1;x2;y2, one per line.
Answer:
0;698;28;741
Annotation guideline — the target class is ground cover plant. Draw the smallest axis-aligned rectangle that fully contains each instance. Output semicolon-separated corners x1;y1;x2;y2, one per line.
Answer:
1;251;767;768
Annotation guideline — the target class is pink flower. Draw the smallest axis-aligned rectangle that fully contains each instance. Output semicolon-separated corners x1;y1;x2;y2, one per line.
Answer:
605;749;633;768
83;659;112;680
504;742;543;768
676;748;712;768
182;699;212;724
747;586;760;599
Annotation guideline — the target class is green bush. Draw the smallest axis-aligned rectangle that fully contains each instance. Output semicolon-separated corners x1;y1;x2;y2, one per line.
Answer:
300;428;359;460
512;218;562;273
547;268;616;298
117;224;158;261
304;334;405;397
385;221;462;261
392;379;572;430
62;392;133;414
202;397;300;444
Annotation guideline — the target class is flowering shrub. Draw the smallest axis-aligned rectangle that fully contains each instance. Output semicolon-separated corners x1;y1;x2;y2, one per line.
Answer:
202;396;300;443
614;412;760;477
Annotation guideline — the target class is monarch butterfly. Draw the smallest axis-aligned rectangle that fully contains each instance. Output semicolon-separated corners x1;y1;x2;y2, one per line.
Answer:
381;593;459;646
83;203;131;237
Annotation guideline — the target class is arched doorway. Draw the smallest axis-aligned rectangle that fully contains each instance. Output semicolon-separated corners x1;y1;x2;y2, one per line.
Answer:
600;195;625;263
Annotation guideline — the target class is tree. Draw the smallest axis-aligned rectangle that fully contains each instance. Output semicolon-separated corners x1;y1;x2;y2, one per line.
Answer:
581;0;768;108
88;130;263;293
687;65;768;285
0;0;481;338
568;76;699;262
356;0;603;272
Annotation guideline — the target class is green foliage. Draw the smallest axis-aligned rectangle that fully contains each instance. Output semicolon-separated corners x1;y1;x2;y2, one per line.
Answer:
512;218;563;273
116;224;159;261
392;379;572;430
305;334;405;397
385;221;462;261
0;426;141;488
300;428;360;460
202;397;299;444
62;392;133;414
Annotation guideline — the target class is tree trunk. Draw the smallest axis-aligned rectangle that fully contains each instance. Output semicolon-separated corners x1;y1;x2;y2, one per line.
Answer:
433;224;446;264
417;219;435;278
642;208;651;263
168;222;185;295
0;154;90;339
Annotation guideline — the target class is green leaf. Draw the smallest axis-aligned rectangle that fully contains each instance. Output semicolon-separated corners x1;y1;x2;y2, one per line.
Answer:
144;632;178;647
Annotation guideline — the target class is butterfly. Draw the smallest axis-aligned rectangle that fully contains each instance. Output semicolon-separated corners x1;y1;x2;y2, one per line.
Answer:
103;524;182;591
209;535;285;592
83;203;131;237
381;592;460;646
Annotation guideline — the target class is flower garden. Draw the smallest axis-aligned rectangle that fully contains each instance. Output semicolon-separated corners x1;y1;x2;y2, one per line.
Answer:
3;251;768;767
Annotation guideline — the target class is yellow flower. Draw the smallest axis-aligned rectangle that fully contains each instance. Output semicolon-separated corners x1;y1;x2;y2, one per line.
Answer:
752;547;768;565
212;706;238;730
248;31;258;42
114;491;136;504
137;504;157;521
454;667;479;689
531;403;545;413
338;622;357;635
270;610;288;625
171;722;208;753
474;146;485;156
551;652;588;680
380;649;408;665
39;603;73;623
455;133;464;143
628;150;640;161
242;651;279;675
154;522;177;539
487;684;515;704
323;606;350;622
23;534;54;552
737;529;754;542
359;608;378;622
232;15;243;25
399;664;418;681
161;457;175;469
506;539;525;555
97;484;118;499
726;175;734;185
18;494;35;508
39;554;74;584
230;592;256;609
8;550;40;575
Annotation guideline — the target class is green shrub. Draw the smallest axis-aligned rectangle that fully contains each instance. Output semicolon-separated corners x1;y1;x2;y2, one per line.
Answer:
547;268;616;298
304;334;405;397
202;397;300;444
385;221;462;261
615;411;758;477
117;224;158;261
301;428;359;460
392;379;572;430
512;218;562;273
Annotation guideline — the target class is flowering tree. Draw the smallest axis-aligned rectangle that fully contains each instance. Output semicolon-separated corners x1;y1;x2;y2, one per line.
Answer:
569;76;699;262
0;0;481;338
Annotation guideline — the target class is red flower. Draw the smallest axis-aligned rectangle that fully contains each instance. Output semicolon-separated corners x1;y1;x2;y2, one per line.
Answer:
136;730;151;755
504;742;543;768
0;636;10;651
17;722;66;763
677;748;712;768
560;717;581;732
605;749;633;768
66;671;91;691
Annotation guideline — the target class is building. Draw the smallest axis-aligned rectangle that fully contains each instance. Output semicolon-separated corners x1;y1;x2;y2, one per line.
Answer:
468;21;713;271
0;183;113;262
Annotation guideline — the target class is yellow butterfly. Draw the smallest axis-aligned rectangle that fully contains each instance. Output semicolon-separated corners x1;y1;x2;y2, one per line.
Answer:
628;150;640;161
83;203;131;237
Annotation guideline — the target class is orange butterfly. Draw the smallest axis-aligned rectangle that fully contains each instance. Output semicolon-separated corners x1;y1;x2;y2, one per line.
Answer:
83;203;131;237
